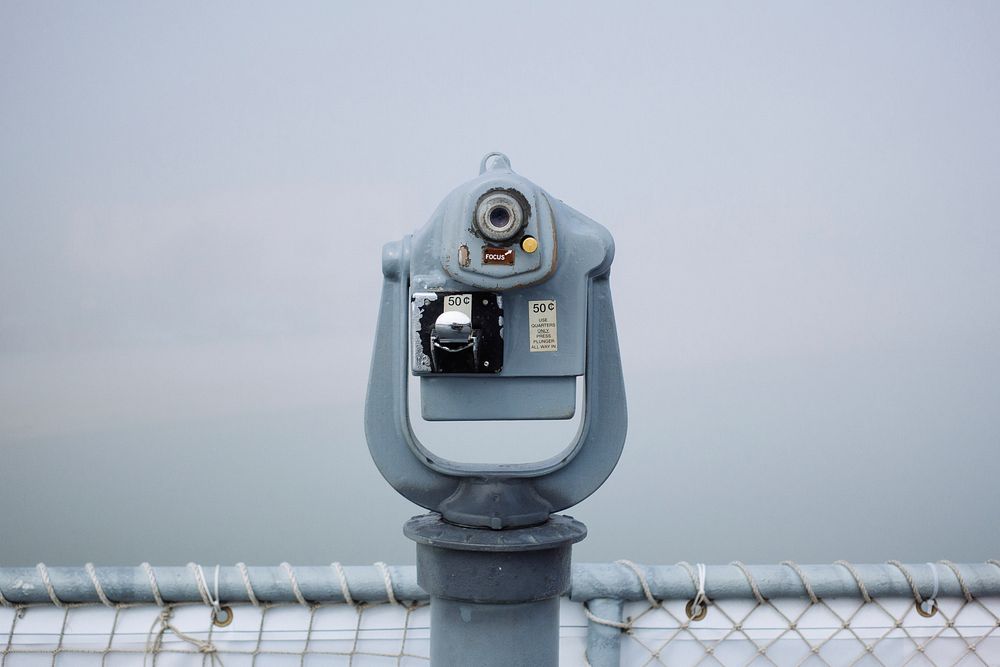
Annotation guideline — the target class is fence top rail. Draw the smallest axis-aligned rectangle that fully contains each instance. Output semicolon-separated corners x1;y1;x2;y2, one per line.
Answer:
0;561;997;606
570;561;1000;603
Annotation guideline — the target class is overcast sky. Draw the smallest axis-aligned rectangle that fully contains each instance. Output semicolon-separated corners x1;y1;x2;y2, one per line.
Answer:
1;2;997;567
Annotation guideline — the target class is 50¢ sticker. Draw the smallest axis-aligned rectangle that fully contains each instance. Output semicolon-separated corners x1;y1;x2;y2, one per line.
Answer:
528;300;557;352
443;293;472;318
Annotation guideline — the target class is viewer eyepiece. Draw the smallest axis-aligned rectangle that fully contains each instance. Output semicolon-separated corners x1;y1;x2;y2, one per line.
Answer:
475;190;526;242
488;206;510;228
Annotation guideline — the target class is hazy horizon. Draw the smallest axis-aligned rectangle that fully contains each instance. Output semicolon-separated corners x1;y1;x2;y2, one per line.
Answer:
2;2;998;566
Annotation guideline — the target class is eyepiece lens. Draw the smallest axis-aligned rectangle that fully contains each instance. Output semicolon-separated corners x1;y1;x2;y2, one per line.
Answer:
488;206;510;229
474;190;527;242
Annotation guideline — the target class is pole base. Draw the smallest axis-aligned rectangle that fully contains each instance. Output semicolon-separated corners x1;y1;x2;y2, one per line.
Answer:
404;513;587;667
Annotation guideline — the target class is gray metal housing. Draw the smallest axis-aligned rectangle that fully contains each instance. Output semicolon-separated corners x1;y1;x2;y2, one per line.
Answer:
407;154;616;421
364;156;628;529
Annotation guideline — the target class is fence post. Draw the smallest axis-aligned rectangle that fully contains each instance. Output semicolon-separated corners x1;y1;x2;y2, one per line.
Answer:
586;598;624;667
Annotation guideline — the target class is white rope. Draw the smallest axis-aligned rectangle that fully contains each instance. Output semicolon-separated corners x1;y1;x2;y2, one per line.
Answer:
939;559;974;603
619;560;659;607
144;607;221;667
888;560;924;604
36;563;64;608
781;560;818;604
331;562;355;606
141;562;166;607
834;559;872;603
731;561;766;605
282;562;310;606
84;563;114;607
0;565;11;608
676;561;697;590
236;562;261;607
375;562;398;606
582;601;630;630
187;562;214;606
212;564;224;617
676;561;710;619
691;563;709;616
584;560;664;632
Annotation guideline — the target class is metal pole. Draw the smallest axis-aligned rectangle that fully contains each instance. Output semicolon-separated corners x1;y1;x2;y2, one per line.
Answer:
431;597;561;665
405;513;587;667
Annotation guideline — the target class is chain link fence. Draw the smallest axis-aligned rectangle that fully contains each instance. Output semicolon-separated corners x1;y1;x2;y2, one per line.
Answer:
1;561;998;665
608;591;1000;665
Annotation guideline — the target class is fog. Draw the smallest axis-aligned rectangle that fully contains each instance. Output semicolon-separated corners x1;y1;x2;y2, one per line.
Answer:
1;2;998;566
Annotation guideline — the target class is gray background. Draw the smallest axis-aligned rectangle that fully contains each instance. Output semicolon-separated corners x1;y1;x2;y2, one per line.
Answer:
1;2;997;567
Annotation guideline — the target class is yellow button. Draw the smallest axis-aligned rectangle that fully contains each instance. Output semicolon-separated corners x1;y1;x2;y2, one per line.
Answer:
521;236;538;253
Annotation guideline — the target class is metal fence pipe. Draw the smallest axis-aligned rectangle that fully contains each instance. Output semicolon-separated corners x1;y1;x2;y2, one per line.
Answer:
569;562;1000;602
585;598;624;667
0;565;425;605
2;562;998;606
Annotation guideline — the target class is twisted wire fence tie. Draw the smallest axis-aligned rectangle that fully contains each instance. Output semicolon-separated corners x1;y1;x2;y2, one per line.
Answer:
281;562;310;607
780;560;818;604
834;560;872;603
617;560;660;608
236;562;261;607
374;562;399;606
939;560;974;603
331;562;355;606
141;562;166;607
84;563;114;608
35;563;65;608
730;561;766;605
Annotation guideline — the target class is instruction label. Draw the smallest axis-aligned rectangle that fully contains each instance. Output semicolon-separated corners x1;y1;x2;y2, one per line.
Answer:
528;300;558;352
443;293;473;319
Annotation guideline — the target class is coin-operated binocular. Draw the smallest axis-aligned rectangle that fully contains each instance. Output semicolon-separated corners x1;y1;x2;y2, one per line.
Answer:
365;153;627;532
364;154;627;666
